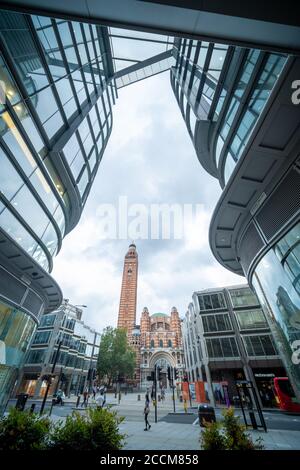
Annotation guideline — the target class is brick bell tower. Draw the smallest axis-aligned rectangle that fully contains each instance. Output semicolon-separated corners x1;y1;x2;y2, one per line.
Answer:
117;242;140;384
117;242;138;339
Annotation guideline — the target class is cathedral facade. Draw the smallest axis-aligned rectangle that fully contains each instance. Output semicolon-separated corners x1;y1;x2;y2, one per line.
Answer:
117;244;185;389
139;307;185;389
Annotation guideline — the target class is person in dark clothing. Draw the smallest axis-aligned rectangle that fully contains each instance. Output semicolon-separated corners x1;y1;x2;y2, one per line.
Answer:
144;403;151;431
81;389;89;408
56;389;64;406
103;386;107;406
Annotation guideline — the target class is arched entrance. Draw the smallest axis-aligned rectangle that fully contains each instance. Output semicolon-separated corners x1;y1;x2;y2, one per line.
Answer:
149;352;175;389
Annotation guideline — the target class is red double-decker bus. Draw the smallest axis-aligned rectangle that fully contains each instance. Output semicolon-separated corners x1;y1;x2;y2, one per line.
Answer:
273;377;300;412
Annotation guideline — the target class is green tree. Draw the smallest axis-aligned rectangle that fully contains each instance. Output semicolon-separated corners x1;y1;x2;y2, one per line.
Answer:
97;327;136;386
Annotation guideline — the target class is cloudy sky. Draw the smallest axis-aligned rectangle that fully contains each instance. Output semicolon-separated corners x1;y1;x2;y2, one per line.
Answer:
52;71;242;332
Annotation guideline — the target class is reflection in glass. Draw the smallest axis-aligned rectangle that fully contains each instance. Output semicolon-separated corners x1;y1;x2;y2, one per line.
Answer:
0;55;21;107
31;86;61;125
0;147;23;200
77;168;89;197
235;309;268;329
0;111;37;176
13;102;45;156
253;239;300;400
0;206;38;256
0;299;36;413
11;184;50;238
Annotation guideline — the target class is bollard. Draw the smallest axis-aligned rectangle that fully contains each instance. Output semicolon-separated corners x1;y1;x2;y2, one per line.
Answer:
158;394;161;402
49;398;56;417
137;394;141;401
249;410;258;430
29;403;36;414
198;404;216;427
15;393;29;411
76;395;80;408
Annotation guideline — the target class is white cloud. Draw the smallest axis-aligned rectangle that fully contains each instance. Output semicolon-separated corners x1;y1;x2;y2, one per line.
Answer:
52;72;243;332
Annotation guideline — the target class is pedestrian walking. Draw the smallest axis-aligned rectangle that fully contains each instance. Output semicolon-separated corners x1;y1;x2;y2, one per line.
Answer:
96;391;104;409
103;386;107;406
144;402;151;431
56;389;64;406
81;388;89;408
99;385;106;405
183;398;188;413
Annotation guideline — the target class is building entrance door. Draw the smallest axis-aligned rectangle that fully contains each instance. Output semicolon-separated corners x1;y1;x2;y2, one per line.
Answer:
159;372;167;389
155;358;172;389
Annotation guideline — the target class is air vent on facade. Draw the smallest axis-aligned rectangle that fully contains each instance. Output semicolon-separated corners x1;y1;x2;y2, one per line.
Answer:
239;222;264;275
256;168;300;241
293;156;300;174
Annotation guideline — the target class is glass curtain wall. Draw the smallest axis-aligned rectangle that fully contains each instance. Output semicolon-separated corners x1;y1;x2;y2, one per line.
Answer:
252;222;300;401
0;9;114;271
0;300;36;413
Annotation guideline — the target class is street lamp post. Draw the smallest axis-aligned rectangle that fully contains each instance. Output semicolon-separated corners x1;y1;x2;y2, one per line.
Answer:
49;365;63;416
154;364;157;423
172;368;176;413
40;340;62;416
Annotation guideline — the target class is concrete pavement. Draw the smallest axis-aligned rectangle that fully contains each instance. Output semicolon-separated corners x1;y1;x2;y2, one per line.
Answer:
5;392;300;450
112;392;300;450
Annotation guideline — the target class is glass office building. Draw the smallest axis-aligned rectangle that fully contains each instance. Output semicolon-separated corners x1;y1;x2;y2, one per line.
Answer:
16;300;101;398
172;39;300;399
0;9;114;412
183;285;286;407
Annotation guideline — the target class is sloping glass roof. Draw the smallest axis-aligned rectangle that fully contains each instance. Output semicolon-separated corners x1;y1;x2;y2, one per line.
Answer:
108;26;174;73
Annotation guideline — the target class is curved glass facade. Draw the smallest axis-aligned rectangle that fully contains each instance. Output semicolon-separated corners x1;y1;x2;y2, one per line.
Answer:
215;49;261;168
252;222;300;400
222;54;286;185
62;87;113;202
171;38;229;158
172;38;287;188
0;10;115;271
0;103;66;269
0;299;36;413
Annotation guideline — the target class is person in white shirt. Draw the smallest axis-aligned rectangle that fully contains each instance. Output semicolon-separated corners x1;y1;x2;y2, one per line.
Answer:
96;390;105;409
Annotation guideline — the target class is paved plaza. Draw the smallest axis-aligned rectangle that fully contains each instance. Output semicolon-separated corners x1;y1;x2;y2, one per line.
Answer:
7;391;300;451
113;393;300;451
